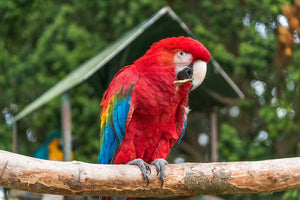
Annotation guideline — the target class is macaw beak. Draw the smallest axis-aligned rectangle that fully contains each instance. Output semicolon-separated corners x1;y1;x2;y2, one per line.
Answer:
190;60;207;91
175;60;207;91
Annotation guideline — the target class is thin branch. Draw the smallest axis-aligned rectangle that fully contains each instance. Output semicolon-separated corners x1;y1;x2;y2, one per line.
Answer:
1;150;300;197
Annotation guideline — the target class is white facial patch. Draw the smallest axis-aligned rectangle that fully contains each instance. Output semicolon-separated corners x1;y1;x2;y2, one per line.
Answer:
174;51;193;68
174;51;193;79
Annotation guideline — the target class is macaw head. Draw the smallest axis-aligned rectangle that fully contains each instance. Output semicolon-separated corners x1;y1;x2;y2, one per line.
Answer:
135;36;211;91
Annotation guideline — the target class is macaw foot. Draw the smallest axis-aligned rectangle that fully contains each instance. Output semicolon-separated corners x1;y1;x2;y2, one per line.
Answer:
127;158;151;186
151;158;168;187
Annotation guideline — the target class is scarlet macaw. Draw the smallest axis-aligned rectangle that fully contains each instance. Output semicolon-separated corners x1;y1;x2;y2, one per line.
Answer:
99;36;210;199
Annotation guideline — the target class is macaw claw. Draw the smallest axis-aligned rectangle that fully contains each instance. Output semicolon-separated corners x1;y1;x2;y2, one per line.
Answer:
127;158;151;186
151;158;168;187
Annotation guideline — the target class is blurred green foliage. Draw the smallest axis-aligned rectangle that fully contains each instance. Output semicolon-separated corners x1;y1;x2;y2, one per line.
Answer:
1;0;300;199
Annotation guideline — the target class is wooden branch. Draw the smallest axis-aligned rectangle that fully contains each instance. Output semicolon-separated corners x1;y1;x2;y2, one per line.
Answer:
1;150;300;197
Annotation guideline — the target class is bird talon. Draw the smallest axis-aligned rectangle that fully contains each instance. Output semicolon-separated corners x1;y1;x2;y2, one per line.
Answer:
127;158;151;186
145;174;150;186
151;158;168;187
160;178;164;188
146;163;151;175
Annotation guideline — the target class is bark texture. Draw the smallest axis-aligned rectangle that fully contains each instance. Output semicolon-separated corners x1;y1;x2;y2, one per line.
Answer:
1;150;300;197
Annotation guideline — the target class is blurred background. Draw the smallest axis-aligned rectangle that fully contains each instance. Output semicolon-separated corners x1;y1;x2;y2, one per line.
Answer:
1;0;300;199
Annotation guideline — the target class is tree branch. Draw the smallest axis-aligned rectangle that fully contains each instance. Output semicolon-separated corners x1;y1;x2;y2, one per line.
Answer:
1;150;300;197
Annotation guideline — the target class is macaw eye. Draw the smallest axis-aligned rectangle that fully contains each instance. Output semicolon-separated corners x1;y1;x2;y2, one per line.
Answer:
175;51;193;65
178;51;186;57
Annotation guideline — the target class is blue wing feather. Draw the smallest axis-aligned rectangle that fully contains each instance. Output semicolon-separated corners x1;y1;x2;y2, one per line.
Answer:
117;97;131;137
98;89;133;164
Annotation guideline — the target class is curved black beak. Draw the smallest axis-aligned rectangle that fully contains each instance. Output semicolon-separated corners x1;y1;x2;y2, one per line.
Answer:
176;63;193;81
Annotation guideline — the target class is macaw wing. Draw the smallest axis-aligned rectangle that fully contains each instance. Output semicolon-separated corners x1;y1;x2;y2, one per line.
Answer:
98;66;137;164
